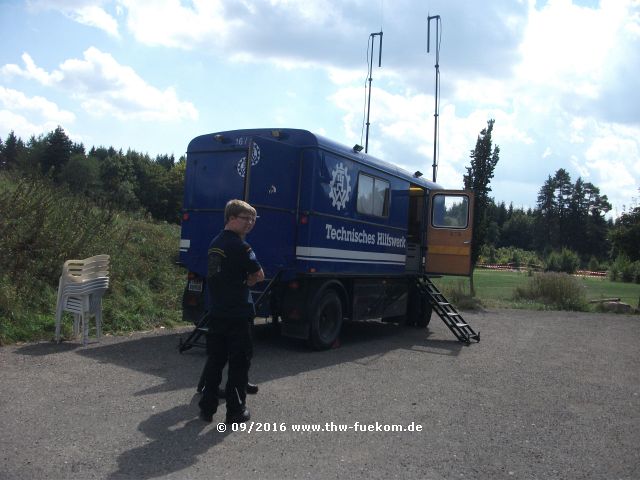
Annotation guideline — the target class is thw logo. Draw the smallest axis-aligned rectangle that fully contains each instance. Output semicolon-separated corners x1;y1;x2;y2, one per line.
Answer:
329;162;351;211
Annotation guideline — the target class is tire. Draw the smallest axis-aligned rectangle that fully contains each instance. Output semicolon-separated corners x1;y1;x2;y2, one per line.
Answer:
309;290;343;350
182;284;205;325
415;299;433;328
406;289;432;328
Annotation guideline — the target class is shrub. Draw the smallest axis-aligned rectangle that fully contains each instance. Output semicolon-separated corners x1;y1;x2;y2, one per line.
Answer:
545;248;580;274
442;280;483;311
545;251;561;273
0;171;184;344
609;256;640;283
513;272;588;311
0;174;120;284
478;246;543;269
479;244;498;264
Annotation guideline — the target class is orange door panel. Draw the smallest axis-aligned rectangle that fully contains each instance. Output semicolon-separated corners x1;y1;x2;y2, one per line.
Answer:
425;190;474;276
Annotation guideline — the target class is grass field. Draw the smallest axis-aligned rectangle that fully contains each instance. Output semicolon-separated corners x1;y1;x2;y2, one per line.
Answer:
432;269;640;311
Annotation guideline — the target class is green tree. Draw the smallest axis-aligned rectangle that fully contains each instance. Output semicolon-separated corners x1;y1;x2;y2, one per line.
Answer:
582;181;611;259
463;119;500;294
553;168;573;246
99;152;139;210
22;134;47;174
0;136;5;169
533;170;611;259
534;175;556;251
155;153;175;170
59;153;101;197
610;192;640;261
89;146;116;162
132;151;172;220
1;131;25;170
41;126;73;179
71;141;85;156
568;177;588;253
500;209;535;250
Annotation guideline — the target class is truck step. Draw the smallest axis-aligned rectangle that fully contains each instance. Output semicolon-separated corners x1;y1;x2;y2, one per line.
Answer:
415;276;480;344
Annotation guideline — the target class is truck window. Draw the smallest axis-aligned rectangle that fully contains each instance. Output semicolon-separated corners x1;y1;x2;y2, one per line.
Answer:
432;194;469;228
357;173;390;217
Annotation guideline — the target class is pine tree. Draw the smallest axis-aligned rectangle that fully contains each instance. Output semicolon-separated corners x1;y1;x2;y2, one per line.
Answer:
553;168;573;246
41;126;73;179
2;131;24;170
0;136;5;169
463;119;500;294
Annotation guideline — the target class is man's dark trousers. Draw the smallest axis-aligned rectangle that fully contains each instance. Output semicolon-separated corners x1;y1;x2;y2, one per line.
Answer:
199;316;252;416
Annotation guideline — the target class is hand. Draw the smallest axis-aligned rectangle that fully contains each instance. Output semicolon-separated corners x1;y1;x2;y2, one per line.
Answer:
246;269;265;286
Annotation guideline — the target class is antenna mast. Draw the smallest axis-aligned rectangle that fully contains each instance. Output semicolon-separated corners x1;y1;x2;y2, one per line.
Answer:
427;14;441;182
365;31;383;154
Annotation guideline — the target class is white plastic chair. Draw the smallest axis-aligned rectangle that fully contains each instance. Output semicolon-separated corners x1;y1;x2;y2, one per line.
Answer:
55;255;110;346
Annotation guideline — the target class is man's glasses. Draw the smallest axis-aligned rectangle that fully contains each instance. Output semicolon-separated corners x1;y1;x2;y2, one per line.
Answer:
237;215;258;224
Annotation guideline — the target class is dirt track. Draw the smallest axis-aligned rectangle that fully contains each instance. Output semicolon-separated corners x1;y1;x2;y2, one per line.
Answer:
1;309;639;479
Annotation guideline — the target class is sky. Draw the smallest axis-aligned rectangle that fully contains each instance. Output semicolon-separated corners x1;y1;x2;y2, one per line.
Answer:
1;0;639;217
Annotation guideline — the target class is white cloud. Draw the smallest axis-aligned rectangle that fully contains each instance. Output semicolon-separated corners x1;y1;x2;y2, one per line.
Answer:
0;86;75;124
516;0;640;122
517;0;615;91
0;85;76;143
15;0;640;214
1;53;62;86
1;48;198;122
119;0;238;49
27;0;120;37
72;5;120;37
0;110;65;141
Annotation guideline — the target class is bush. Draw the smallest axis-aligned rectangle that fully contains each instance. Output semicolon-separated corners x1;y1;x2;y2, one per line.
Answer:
0;171;184;344
480;244;498;264
0;174;115;285
609;256;640;283
478;246;543;269
545;248;580;274
442;280;483;311
513;272;588;311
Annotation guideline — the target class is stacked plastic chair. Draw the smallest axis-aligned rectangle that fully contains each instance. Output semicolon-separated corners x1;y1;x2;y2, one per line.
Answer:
55;255;110;346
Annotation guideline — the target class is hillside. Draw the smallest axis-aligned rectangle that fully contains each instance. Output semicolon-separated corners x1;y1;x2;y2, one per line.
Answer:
0;172;185;344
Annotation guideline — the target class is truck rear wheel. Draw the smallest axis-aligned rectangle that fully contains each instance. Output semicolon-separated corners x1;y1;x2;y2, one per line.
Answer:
415;300;433;327
406;289;432;328
309;290;343;350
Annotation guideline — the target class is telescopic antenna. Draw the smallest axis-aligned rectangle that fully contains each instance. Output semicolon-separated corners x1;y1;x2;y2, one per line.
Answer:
427;14;441;182
365;31;383;154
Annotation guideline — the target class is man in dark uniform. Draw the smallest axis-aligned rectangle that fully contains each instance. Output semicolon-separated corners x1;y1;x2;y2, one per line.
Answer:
198;199;264;424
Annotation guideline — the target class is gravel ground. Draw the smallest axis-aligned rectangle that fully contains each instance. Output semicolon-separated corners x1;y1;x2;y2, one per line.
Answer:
1;309;639;480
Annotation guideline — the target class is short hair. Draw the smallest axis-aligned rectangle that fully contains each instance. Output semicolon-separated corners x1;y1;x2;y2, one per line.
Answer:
224;199;257;224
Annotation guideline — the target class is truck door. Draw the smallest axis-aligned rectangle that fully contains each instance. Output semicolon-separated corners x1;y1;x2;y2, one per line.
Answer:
243;136;300;280
425;190;474;276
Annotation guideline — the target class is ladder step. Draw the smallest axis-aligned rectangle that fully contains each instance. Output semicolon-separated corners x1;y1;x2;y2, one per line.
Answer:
415;275;480;344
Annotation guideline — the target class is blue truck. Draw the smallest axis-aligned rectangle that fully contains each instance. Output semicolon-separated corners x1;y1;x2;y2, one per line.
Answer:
179;128;479;349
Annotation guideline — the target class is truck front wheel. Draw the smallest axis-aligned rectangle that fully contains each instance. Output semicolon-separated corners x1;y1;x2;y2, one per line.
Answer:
309;290;343;350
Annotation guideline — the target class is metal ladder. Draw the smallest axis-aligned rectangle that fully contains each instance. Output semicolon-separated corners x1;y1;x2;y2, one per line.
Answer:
178;271;282;353
415;275;480;344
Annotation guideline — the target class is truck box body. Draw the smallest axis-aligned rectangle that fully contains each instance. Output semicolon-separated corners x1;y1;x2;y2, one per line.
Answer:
180;128;473;348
